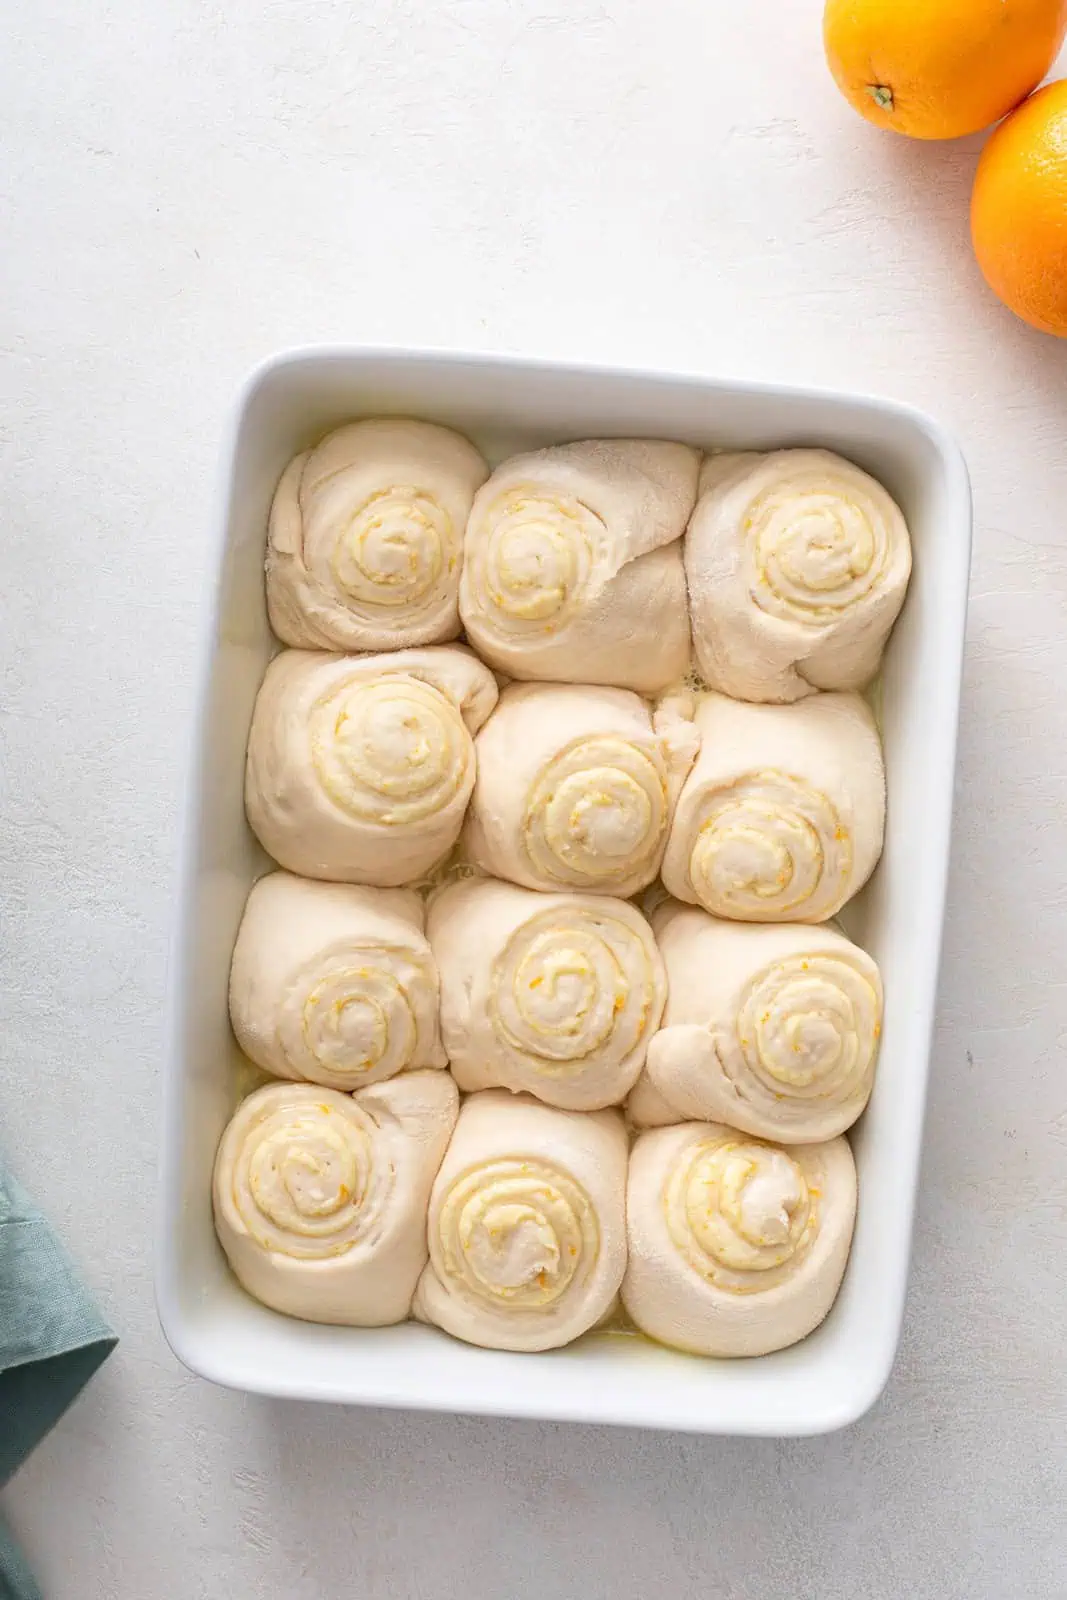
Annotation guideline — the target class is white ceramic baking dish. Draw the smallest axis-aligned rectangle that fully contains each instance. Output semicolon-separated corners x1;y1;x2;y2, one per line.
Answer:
157;347;971;1436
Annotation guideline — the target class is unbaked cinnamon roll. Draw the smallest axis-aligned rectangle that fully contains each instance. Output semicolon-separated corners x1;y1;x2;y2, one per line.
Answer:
267;419;488;651
642;900;882;1141
685;448;912;702
414;1090;628;1351
229;871;446;1091
622;1121;857;1356
459;438;698;692
661;690;884;922
245;645;498;885
428;876;665;1110
213;1071;458;1325
464;683;699;897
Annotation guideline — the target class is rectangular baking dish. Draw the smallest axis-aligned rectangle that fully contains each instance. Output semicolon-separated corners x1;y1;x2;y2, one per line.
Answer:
157;347;971;1436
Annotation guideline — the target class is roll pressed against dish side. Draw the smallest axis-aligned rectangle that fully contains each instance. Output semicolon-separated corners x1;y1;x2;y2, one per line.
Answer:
267;419;489;652
685;447;912;703
244;644;498;886
622;1121;857;1357
640;900;882;1142
229;871;446;1091
413;1090;629;1352
660;689;884;923
213;1071;459;1326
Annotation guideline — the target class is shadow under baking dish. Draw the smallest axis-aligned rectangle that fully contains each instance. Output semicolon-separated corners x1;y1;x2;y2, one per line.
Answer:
157;347;971;1437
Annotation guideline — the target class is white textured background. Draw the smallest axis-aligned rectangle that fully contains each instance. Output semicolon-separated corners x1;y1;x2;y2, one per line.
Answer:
2;2;1066;1595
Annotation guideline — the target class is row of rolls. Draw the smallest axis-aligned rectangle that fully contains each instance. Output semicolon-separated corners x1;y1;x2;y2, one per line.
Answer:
246;653;885;923
229;872;881;1134
265;420;911;704
212;415;907;1361
215;871;875;1355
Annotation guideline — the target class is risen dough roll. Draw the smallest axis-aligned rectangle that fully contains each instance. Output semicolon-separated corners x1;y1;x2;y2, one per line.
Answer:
464;683;699;897
643;901;882;1141
622;1122;856;1357
626;1070;683;1130
213;1071;459;1325
661;690;884;923
266;420;488;651
427;877;666;1111
414;1090;628;1351
229;871;446;1091
245;646;498;886
459;438;699;692
686;448;912;703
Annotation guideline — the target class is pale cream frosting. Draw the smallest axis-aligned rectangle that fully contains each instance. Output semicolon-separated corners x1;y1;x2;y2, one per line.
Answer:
427;876;666;1111
413;1090;628;1351
660;690;884;922
464;682;699;897
459;438;699;692
685;448;912;703
640;900;882;1141
213;1071;459;1325
622;1121;857;1357
266;419;489;652
244;645;498;885
229;871;446;1091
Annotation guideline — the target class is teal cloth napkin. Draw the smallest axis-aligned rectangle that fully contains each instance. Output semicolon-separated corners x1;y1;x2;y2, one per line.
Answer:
0;1166;117;1600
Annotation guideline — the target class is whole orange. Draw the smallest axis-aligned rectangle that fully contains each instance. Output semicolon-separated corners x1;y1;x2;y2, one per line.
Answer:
824;0;1067;139
971;80;1067;336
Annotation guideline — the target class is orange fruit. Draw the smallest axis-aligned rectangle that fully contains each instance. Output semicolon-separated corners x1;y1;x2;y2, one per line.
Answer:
824;0;1067;140
971;80;1067;336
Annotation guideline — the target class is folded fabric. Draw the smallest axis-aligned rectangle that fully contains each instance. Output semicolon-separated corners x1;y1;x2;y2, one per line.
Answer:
0;1524;40;1600
1;1164;117;1599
